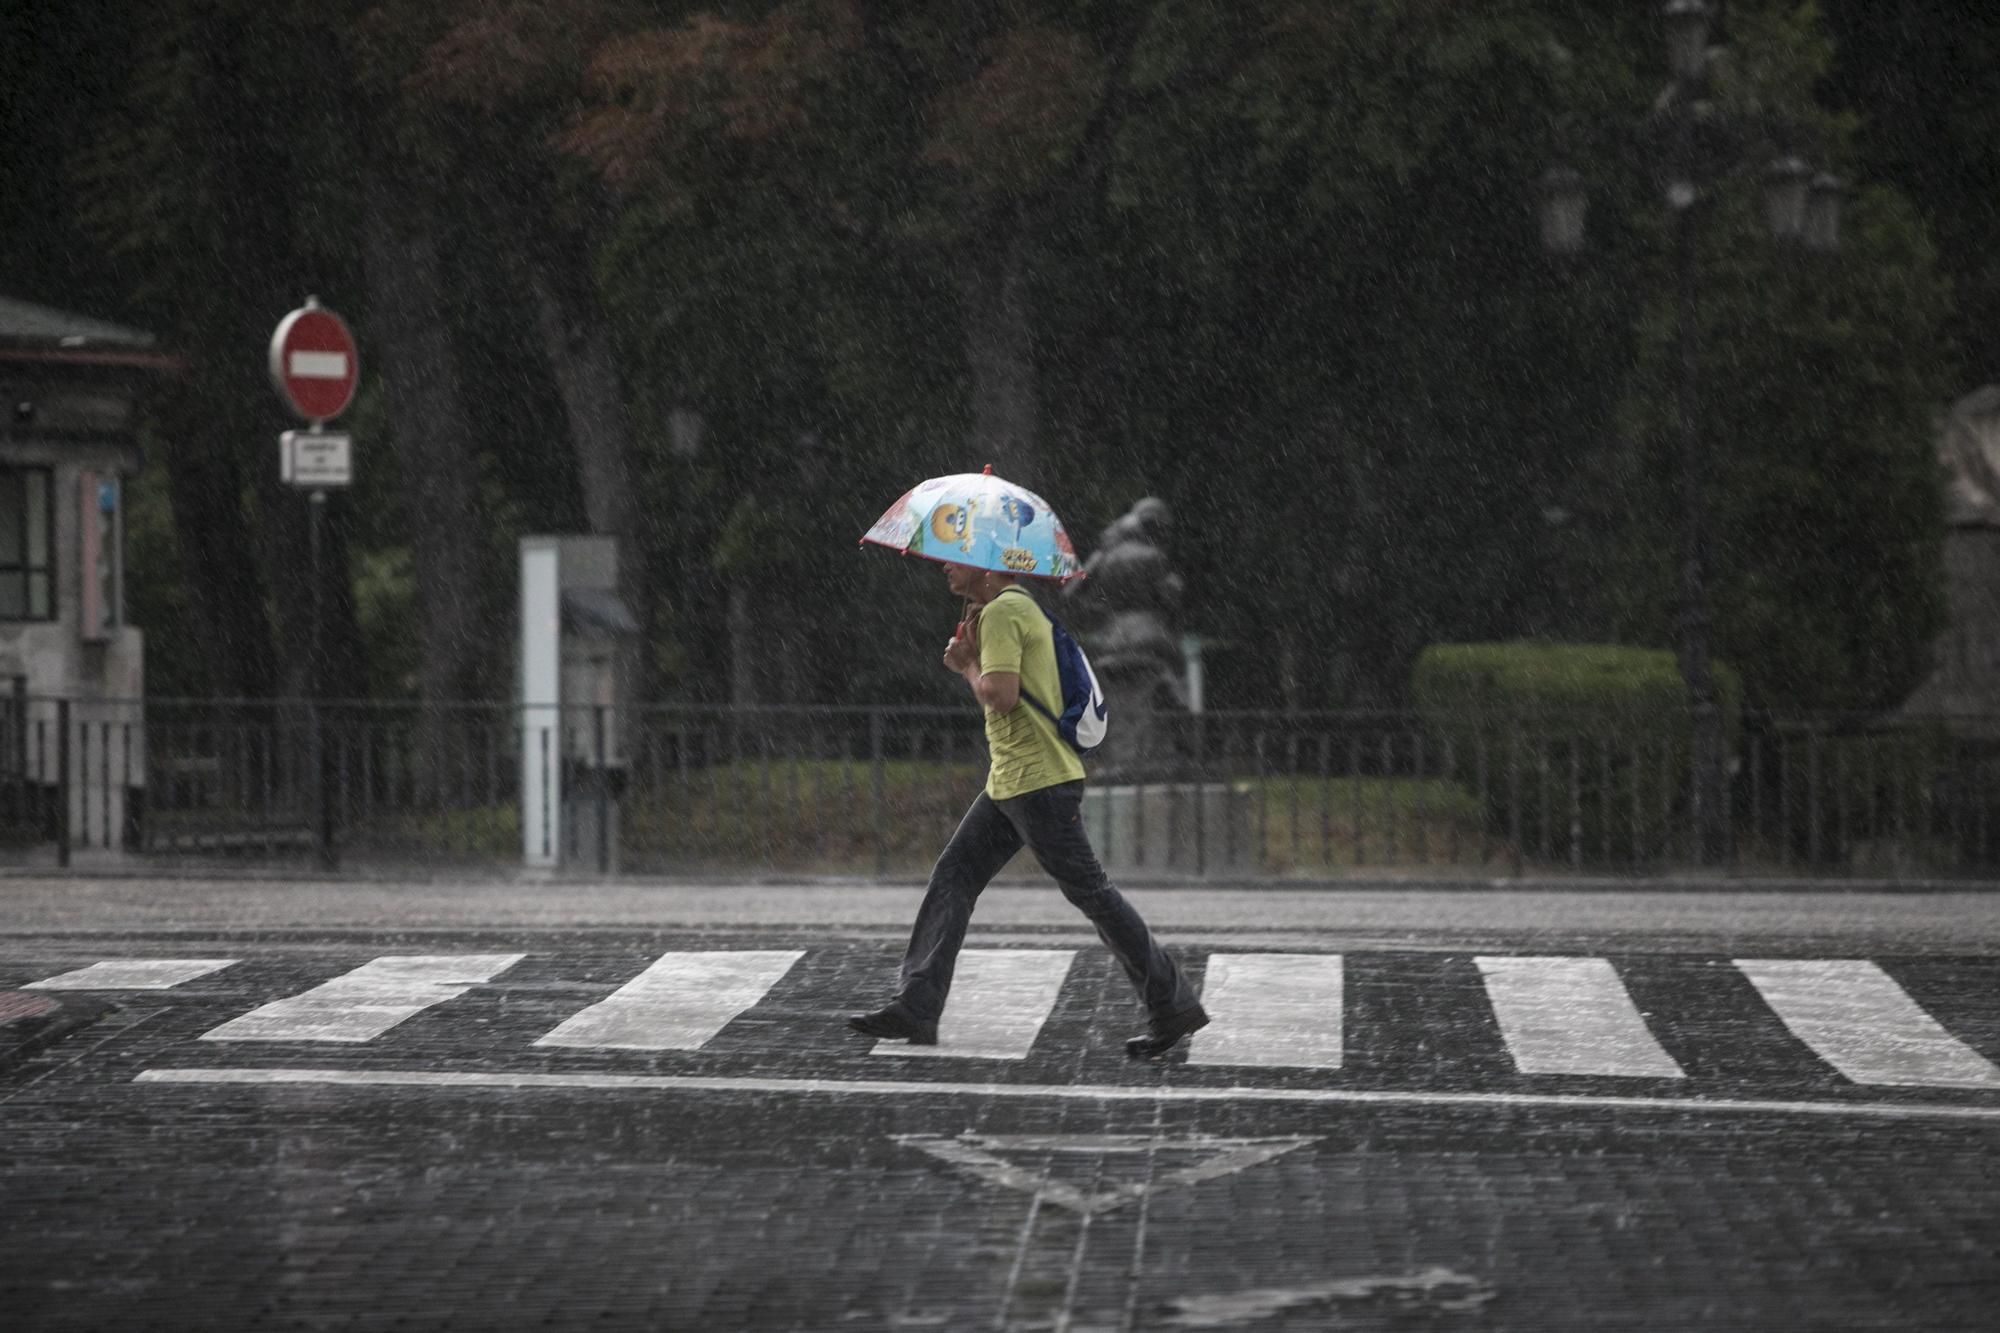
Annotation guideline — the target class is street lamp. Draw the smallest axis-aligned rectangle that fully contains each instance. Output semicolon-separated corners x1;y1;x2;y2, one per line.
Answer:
1535;1;1844;866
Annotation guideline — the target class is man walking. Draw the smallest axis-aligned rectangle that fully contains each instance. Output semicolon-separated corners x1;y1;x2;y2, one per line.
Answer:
849;559;1209;1059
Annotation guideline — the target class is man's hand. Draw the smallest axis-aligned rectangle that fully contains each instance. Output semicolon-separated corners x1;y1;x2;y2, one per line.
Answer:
942;615;979;673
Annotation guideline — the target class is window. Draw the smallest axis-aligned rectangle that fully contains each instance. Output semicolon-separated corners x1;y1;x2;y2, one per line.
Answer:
0;468;52;620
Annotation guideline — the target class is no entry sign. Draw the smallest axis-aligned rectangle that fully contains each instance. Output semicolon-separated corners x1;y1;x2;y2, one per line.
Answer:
268;298;359;422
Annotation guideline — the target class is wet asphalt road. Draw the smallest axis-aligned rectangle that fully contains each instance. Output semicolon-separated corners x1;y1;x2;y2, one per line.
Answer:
2;878;1998;1330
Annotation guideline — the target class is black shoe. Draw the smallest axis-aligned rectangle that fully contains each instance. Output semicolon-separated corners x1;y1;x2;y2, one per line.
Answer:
847;1003;938;1045
1125;1004;1210;1060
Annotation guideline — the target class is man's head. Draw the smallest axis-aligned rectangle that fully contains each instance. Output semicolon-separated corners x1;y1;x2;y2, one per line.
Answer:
945;562;1017;604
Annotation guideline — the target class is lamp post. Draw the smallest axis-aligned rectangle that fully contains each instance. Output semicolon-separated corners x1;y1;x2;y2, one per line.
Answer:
1538;0;1843;866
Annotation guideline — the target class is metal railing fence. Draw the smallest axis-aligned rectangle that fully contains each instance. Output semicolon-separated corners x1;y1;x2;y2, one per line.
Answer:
3;696;1995;878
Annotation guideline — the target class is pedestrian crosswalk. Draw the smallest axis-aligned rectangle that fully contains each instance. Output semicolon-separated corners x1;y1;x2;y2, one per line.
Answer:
200;954;526;1044
26;959;240;991
1187;954;1345;1070
874;950;1075;1061
10;948;2000;1091
535;950;803;1052
1735;959;2000;1090
1474;955;1685;1080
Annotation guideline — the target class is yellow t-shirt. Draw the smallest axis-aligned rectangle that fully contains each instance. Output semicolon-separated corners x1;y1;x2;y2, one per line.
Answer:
978;586;1087;800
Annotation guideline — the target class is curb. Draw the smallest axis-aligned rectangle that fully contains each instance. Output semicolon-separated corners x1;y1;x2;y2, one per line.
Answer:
0;990;112;1073
3;866;1998;894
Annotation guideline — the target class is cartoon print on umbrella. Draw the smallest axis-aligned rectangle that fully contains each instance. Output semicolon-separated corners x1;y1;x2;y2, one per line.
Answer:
860;467;1084;584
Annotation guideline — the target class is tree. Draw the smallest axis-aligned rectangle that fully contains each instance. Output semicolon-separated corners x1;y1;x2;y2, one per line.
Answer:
1598;1;1952;714
396;1;662;698
74;0;370;700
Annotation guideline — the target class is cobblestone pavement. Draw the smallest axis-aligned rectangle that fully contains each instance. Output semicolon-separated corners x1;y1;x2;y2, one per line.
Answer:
3;924;1998;1331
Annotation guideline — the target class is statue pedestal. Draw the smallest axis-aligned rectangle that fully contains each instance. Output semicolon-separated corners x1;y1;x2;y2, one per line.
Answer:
1081;782;1255;875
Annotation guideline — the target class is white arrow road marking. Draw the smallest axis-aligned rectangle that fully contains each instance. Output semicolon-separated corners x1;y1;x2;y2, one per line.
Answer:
288;350;349;378
1476;956;1684;1079
872;950;1074;1061
1187;953;1343;1069
1736;958;2000;1088
534;950;803;1051
25;959;238;991
891;1133;1318;1216
198;955;524;1044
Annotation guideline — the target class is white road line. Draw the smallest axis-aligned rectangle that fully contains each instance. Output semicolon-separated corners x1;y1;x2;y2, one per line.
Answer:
1736;959;2000;1089
134;1067;2000;1124
1475;956;1684;1079
198;954;525;1044
534;950;803;1051
24;959;238;991
1187;954;1343;1069
873;950;1074;1061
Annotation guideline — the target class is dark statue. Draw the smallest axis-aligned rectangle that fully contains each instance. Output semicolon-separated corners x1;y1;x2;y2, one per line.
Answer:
1065;497;1189;780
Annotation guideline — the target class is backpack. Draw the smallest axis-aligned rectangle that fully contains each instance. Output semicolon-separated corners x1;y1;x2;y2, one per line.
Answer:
998;587;1108;757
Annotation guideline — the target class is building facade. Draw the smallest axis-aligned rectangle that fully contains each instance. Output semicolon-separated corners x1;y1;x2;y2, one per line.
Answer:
0;295;166;851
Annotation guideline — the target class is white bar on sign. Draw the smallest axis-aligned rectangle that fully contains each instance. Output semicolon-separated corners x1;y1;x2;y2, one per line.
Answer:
26;959;238;991
535;951;804;1050
289;350;349;378
874;950;1073;1061
1187;953;1343;1069
1736;958;2000;1088
200;954;524;1043
1476;956;1684;1079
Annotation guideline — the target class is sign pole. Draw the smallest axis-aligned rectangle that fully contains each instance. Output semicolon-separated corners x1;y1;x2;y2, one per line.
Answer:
270;297;358;871
310;476;333;869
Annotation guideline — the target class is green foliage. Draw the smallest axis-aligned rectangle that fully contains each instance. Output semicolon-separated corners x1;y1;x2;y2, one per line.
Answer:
351;546;419;699
1605;5;1952;713
38;0;1961;720
1412;641;1743;863
121;446;200;698
1412;641;1743;735
1751;721;1959;871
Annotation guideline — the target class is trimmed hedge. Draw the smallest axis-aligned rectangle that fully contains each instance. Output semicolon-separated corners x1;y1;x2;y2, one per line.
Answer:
1412;642;1743;865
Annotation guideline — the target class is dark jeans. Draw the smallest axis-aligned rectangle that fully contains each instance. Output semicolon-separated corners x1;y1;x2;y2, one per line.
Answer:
895;781;1199;1023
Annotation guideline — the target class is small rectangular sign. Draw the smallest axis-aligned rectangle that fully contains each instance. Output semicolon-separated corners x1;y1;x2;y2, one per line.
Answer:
281;430;353;488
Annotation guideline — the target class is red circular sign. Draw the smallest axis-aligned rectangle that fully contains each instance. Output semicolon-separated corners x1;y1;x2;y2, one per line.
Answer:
268;302;359;422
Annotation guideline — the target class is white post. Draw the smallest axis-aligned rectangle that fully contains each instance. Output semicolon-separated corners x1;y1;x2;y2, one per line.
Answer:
1181;633;1205;714
520;539;562;867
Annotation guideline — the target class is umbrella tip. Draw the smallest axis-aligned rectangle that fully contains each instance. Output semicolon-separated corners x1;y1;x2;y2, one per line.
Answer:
982;463;993;475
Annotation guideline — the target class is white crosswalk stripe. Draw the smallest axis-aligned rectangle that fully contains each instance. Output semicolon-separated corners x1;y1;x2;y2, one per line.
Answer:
535;950;804;1050
25;959;239;991
1475;956;1684;1079
1187;953;1344;1069
871;950;1075;1061
1735;959;2000;1089
199;955;525;1044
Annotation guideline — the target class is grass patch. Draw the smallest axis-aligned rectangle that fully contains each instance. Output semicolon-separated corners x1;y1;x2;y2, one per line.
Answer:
622;757;988;873
1244;775;1493;874
143;761;1523;875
